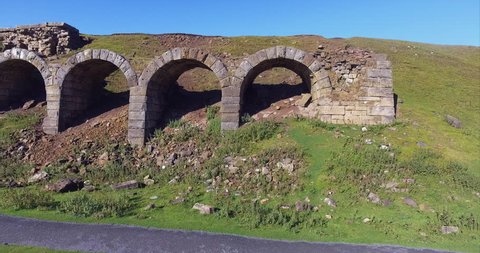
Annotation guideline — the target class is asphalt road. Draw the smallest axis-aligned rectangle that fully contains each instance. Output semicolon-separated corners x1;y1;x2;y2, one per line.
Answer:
0;215;455;253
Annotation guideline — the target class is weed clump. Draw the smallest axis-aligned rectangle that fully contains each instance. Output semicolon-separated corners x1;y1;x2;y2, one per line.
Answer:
59;192;134;218
1;188;56;210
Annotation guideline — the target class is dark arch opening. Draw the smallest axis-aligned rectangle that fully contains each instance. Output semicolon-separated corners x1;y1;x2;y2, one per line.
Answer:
240;59;312;121
59;59;129;131
145;59;221;134
0;59;46;111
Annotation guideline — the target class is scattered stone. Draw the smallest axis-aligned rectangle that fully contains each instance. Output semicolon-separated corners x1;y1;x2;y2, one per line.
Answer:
365;139;373;145
82;185;95;192
170;196;185;205
260;198;269;205
261;167;270;175
361;126;368;132
324;197;337;208
111;180;143;190
403;178;416;184
143;175;155;186
192;203;214;215
295;200;311;212
46;178;84;193
295;93;312;107
419;232;427;237
441;226;459;234
379;144;389;150
168;176;179;184
382;199;393;207
367;192;381;204
27;171;48;184
416;141;427;147
97;152;109;165
22;100;35;110
325;214;332;219
363;218;371;223
419;203;433;212
445;115;462;128
275;105;281;110
403;197;417;208
149;196;158;200
144;203;155;211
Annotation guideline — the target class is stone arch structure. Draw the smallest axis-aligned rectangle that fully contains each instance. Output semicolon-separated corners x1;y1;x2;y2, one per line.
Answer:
0;48;51;110
222;46;331;130
42;49;137;134
128;47;228;145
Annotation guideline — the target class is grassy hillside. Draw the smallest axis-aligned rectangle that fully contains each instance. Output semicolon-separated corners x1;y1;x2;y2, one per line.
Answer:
1;35;479;253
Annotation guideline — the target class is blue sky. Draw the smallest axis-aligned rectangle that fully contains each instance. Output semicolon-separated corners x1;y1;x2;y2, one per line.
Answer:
0;0;479;46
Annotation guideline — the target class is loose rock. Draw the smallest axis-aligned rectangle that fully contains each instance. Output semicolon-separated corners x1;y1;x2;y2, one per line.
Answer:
111;180;143;190
46;178;83;193
192;203;214;214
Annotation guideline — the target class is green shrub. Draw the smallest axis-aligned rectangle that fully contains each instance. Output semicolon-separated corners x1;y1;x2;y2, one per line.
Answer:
0;158;34;181
59;192;134;218
1;188;56;210
215;197;328;232
206;105;220;121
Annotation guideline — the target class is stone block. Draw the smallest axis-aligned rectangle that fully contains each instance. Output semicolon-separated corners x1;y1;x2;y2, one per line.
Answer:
285;47;297;59
275;46;286;58
376;60;391;69
265;47;276;59
171;48;183;60
367;69;392;79
221;104;240;113
222;96;240;104
203;54;217;68
221;122;239;130
368;106;395;116
319;106;345;115
162;50;173;63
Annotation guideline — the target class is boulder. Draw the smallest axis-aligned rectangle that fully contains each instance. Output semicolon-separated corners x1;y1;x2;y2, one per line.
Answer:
111;180;144;190
46;178;83;193
28;171;48;184
445;115;462;128
192;203;214;214
367;192;381;204
403;197;417;208
324;197;337;208
22;100;35;110
441;226;459;234
295;94;312;107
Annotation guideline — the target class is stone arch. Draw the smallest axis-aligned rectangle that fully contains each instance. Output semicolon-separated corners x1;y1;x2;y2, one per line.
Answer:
222;46;331;130
0;48;51;110
43;49;138;133
128;47;228;145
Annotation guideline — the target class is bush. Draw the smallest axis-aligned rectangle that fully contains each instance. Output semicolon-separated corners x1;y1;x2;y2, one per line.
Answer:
215;197;328;232
1;188;56;210
0;158;34;181
206;105;220;121
59;192;134;218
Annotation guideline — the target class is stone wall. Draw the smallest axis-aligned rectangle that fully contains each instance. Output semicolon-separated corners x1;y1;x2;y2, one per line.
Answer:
0;45;394;146
0;23;86;57
310;54;395;125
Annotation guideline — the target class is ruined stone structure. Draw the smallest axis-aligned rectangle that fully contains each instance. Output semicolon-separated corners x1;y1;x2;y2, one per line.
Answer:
0;44;394;146
0;23;86;56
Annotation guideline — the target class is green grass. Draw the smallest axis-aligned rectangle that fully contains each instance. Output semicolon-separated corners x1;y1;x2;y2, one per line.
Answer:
0;112;40;148
348;38;480;171
0;245;82;253
1;36;479;253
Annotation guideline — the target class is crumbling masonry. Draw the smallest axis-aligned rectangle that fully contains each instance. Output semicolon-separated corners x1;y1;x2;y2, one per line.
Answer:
0;26;394;146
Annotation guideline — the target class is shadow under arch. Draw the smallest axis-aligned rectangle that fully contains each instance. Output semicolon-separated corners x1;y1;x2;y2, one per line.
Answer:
54;49;137;132
128;48;228;145
222;46;323;129
0;48;50;110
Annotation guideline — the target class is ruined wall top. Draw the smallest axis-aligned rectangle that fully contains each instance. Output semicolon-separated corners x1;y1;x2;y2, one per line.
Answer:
0;22;87;57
